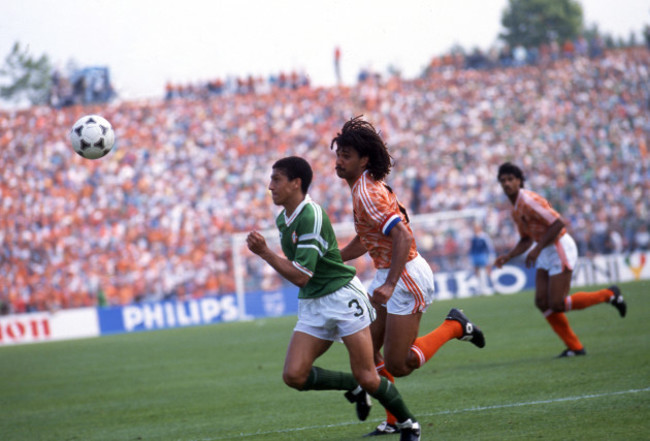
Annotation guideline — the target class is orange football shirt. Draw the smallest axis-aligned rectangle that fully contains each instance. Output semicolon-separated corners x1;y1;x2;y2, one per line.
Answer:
512;189;566;242
351;171;418;269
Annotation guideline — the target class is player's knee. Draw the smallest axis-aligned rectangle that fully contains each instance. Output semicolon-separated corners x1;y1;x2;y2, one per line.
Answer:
353;370;380;393
282;369;307;390
549;298;566;312
535;298;548;311
385;359;412;378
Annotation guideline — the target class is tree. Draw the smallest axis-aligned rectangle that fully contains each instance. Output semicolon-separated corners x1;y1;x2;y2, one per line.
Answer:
500;0;584;48
0;42;52;106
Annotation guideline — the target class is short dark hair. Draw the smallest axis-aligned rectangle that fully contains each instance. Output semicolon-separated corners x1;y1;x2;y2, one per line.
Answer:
497;162;525;187
272;156;313;194
330;115;394;181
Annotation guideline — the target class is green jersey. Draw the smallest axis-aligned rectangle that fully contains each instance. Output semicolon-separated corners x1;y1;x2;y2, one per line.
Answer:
276;196;356;299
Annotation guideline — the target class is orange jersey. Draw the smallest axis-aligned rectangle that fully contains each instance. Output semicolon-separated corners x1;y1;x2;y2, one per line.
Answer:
512;189;566;243
351;170;418;269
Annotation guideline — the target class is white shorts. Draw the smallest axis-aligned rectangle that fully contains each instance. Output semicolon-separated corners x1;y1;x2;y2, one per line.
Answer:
294;276;375;342
367;254;435;315
536;233;578;276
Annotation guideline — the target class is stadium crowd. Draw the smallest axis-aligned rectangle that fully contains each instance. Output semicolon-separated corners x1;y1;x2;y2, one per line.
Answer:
1;47;648;314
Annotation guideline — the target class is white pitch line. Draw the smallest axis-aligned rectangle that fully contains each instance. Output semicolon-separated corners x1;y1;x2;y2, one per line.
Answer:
429;386;650;416
188;387;650;441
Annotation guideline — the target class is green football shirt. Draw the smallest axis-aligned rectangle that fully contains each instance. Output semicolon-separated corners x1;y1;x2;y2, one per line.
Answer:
276;196;357;299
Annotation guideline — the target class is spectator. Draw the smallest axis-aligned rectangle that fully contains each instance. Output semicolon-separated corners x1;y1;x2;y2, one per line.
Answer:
0;47;648;312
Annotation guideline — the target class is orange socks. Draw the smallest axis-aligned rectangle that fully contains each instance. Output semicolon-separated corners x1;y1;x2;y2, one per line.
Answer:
544;311;583;351
565;288;613;311
376;363;398;425
544;288;615;349
376;320;463;425
410;320;463;368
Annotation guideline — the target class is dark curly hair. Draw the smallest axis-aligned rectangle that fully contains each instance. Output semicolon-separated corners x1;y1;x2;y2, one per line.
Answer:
330;115;394;181
497;162;526;187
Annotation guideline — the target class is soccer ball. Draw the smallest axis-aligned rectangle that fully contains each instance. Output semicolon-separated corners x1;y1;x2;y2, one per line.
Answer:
69;114;116;159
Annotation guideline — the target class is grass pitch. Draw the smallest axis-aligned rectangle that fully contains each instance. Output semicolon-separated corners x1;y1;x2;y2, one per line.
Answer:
1;281;648;440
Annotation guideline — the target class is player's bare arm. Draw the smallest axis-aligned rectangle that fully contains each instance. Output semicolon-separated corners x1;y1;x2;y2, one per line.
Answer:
340;234;368;261
372;222;413;306
525;218;566;267
246;231;311;287
494;236;534;268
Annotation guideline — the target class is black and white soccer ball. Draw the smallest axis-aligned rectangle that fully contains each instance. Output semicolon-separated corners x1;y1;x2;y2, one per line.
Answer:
69;114;116;159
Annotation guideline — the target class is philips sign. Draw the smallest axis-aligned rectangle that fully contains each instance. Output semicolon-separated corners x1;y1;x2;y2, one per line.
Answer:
98;295;240;334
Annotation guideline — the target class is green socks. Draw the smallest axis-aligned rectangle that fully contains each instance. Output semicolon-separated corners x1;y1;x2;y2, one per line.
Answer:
302;368;416;425
302;366;358;391
368;377;416;423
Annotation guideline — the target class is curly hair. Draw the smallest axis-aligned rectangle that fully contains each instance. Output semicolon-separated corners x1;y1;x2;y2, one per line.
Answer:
497;162;526;187
330;115;394;181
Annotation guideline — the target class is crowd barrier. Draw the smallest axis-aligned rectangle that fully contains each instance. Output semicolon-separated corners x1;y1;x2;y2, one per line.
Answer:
1;252;647;346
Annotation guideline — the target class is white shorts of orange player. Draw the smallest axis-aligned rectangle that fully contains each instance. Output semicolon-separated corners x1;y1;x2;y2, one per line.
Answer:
536;233;579;276
368;253;436;315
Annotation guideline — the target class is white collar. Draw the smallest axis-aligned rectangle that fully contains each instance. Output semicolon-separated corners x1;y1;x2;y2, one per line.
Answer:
284;194;312;226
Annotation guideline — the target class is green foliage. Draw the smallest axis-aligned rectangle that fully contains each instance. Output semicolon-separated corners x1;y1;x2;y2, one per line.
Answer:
0;41;52;106
0;281;648;440
500;0;584;48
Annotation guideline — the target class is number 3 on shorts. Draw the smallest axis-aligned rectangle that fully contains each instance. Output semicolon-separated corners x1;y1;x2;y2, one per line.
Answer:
348;299;364;317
